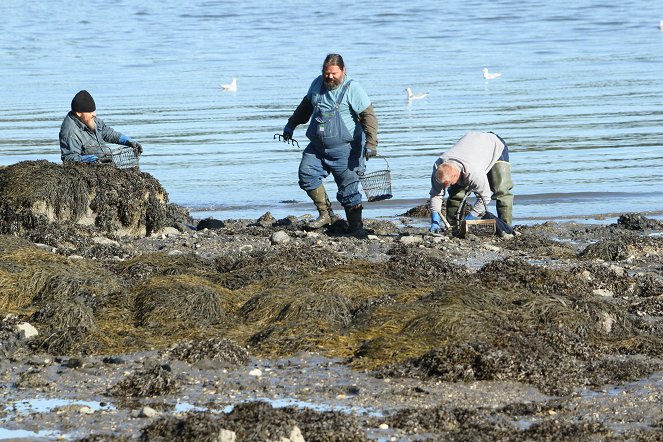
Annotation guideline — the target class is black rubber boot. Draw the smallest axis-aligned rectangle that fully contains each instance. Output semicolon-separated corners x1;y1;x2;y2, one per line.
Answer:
344;204;367;238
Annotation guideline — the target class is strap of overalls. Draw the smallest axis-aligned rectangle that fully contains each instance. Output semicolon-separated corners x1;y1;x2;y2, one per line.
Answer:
315;79;353;108
334;79;352;107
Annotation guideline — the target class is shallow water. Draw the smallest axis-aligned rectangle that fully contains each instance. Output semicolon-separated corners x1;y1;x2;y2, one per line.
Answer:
2;0;663;223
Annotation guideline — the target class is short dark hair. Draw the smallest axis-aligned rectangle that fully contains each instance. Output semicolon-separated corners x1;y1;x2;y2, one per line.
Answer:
322;53;345;71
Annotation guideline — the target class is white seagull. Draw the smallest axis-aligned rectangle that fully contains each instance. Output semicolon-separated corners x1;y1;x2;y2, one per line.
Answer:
221;78;237;91
482;68;502;80
406;87;429;100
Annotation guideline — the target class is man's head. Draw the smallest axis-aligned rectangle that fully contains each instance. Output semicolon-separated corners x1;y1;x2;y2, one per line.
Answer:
71;90;97;131
322;53;346;90
435;162;461;188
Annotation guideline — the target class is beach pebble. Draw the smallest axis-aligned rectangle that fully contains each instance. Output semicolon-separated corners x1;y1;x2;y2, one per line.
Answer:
161;227;180;236
399;235;422;245
79;406;94;415
139;406;158;418
270;231;290;244
249;368;262;377
279;426;304;442
16;322;38;339
92;236;119;246
218;429;237;442
593;288;614;297
609;265;625;277
482;244;501;252
379;423;389;430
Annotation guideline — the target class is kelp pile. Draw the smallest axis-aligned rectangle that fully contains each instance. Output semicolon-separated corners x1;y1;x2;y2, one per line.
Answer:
1;220;663;397
0;160;190;240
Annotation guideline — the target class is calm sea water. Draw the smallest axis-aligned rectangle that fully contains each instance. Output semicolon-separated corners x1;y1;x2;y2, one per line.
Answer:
2;0;663;224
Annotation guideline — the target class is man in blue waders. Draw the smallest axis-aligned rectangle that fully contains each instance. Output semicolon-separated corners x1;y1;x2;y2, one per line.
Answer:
282;53;379;237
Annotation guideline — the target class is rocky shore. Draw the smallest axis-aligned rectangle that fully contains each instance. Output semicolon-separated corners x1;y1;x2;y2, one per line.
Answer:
1;161;663;441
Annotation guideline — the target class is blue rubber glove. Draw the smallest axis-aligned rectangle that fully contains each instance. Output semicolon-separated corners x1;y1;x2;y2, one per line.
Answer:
429;211;444;233
282;126;294;141
464;213;478;221
81;154;97;163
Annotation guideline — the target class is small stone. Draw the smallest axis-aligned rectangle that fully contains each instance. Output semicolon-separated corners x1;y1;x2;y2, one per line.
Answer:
270;231;290;244
379;423;389;430
593;289;613;297
139;406;158;418
288;426;305;442
92;236;119;246
16;322;38;339
218;429;236;442
249;368;262;377
399;235;422;245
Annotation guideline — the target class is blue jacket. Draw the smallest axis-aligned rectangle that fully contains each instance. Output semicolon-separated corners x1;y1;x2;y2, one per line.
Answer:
59;112;124;163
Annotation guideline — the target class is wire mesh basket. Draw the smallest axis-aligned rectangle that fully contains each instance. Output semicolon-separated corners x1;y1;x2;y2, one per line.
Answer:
359;157;393;202
100;146;140;169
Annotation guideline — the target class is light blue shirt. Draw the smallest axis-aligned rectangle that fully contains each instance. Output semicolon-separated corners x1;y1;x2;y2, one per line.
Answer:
306;75;371;140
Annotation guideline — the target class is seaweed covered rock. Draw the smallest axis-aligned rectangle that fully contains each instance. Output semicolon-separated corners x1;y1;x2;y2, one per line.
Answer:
0;160;190;237
168;337;249;366
107;362;181;398
140;401;369;442
617;213;663;231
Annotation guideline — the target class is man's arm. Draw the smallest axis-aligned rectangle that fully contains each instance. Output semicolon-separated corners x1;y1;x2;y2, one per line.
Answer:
358;104;378;149
60;134;84;163
286;96;314;129
97;118;123;145
429;158;445;214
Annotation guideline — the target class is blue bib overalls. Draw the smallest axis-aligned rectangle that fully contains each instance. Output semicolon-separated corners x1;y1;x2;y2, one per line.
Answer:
298;80;365;208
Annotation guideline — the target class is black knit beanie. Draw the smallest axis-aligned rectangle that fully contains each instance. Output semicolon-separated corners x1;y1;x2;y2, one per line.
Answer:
71;90;96;113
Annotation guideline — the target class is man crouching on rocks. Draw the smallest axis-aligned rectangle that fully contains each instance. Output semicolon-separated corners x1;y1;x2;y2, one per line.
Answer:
59;90;143;164
428;131;514;234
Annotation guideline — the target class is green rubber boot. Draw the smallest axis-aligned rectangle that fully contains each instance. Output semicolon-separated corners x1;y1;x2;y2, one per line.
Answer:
445;184;467;227
306;185;334;229
487;161;514;225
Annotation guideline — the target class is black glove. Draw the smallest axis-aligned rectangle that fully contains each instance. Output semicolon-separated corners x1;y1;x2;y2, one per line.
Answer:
128;140;143;156
282;126;294;142
364;146;377;160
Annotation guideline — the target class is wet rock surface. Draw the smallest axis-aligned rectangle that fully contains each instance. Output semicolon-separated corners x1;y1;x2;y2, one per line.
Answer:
2;162;663;440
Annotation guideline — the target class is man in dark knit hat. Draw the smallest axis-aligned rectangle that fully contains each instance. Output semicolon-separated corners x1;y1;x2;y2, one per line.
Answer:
59;90;143;163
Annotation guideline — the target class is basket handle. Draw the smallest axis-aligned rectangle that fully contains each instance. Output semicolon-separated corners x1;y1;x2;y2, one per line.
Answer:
376;156;390;169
